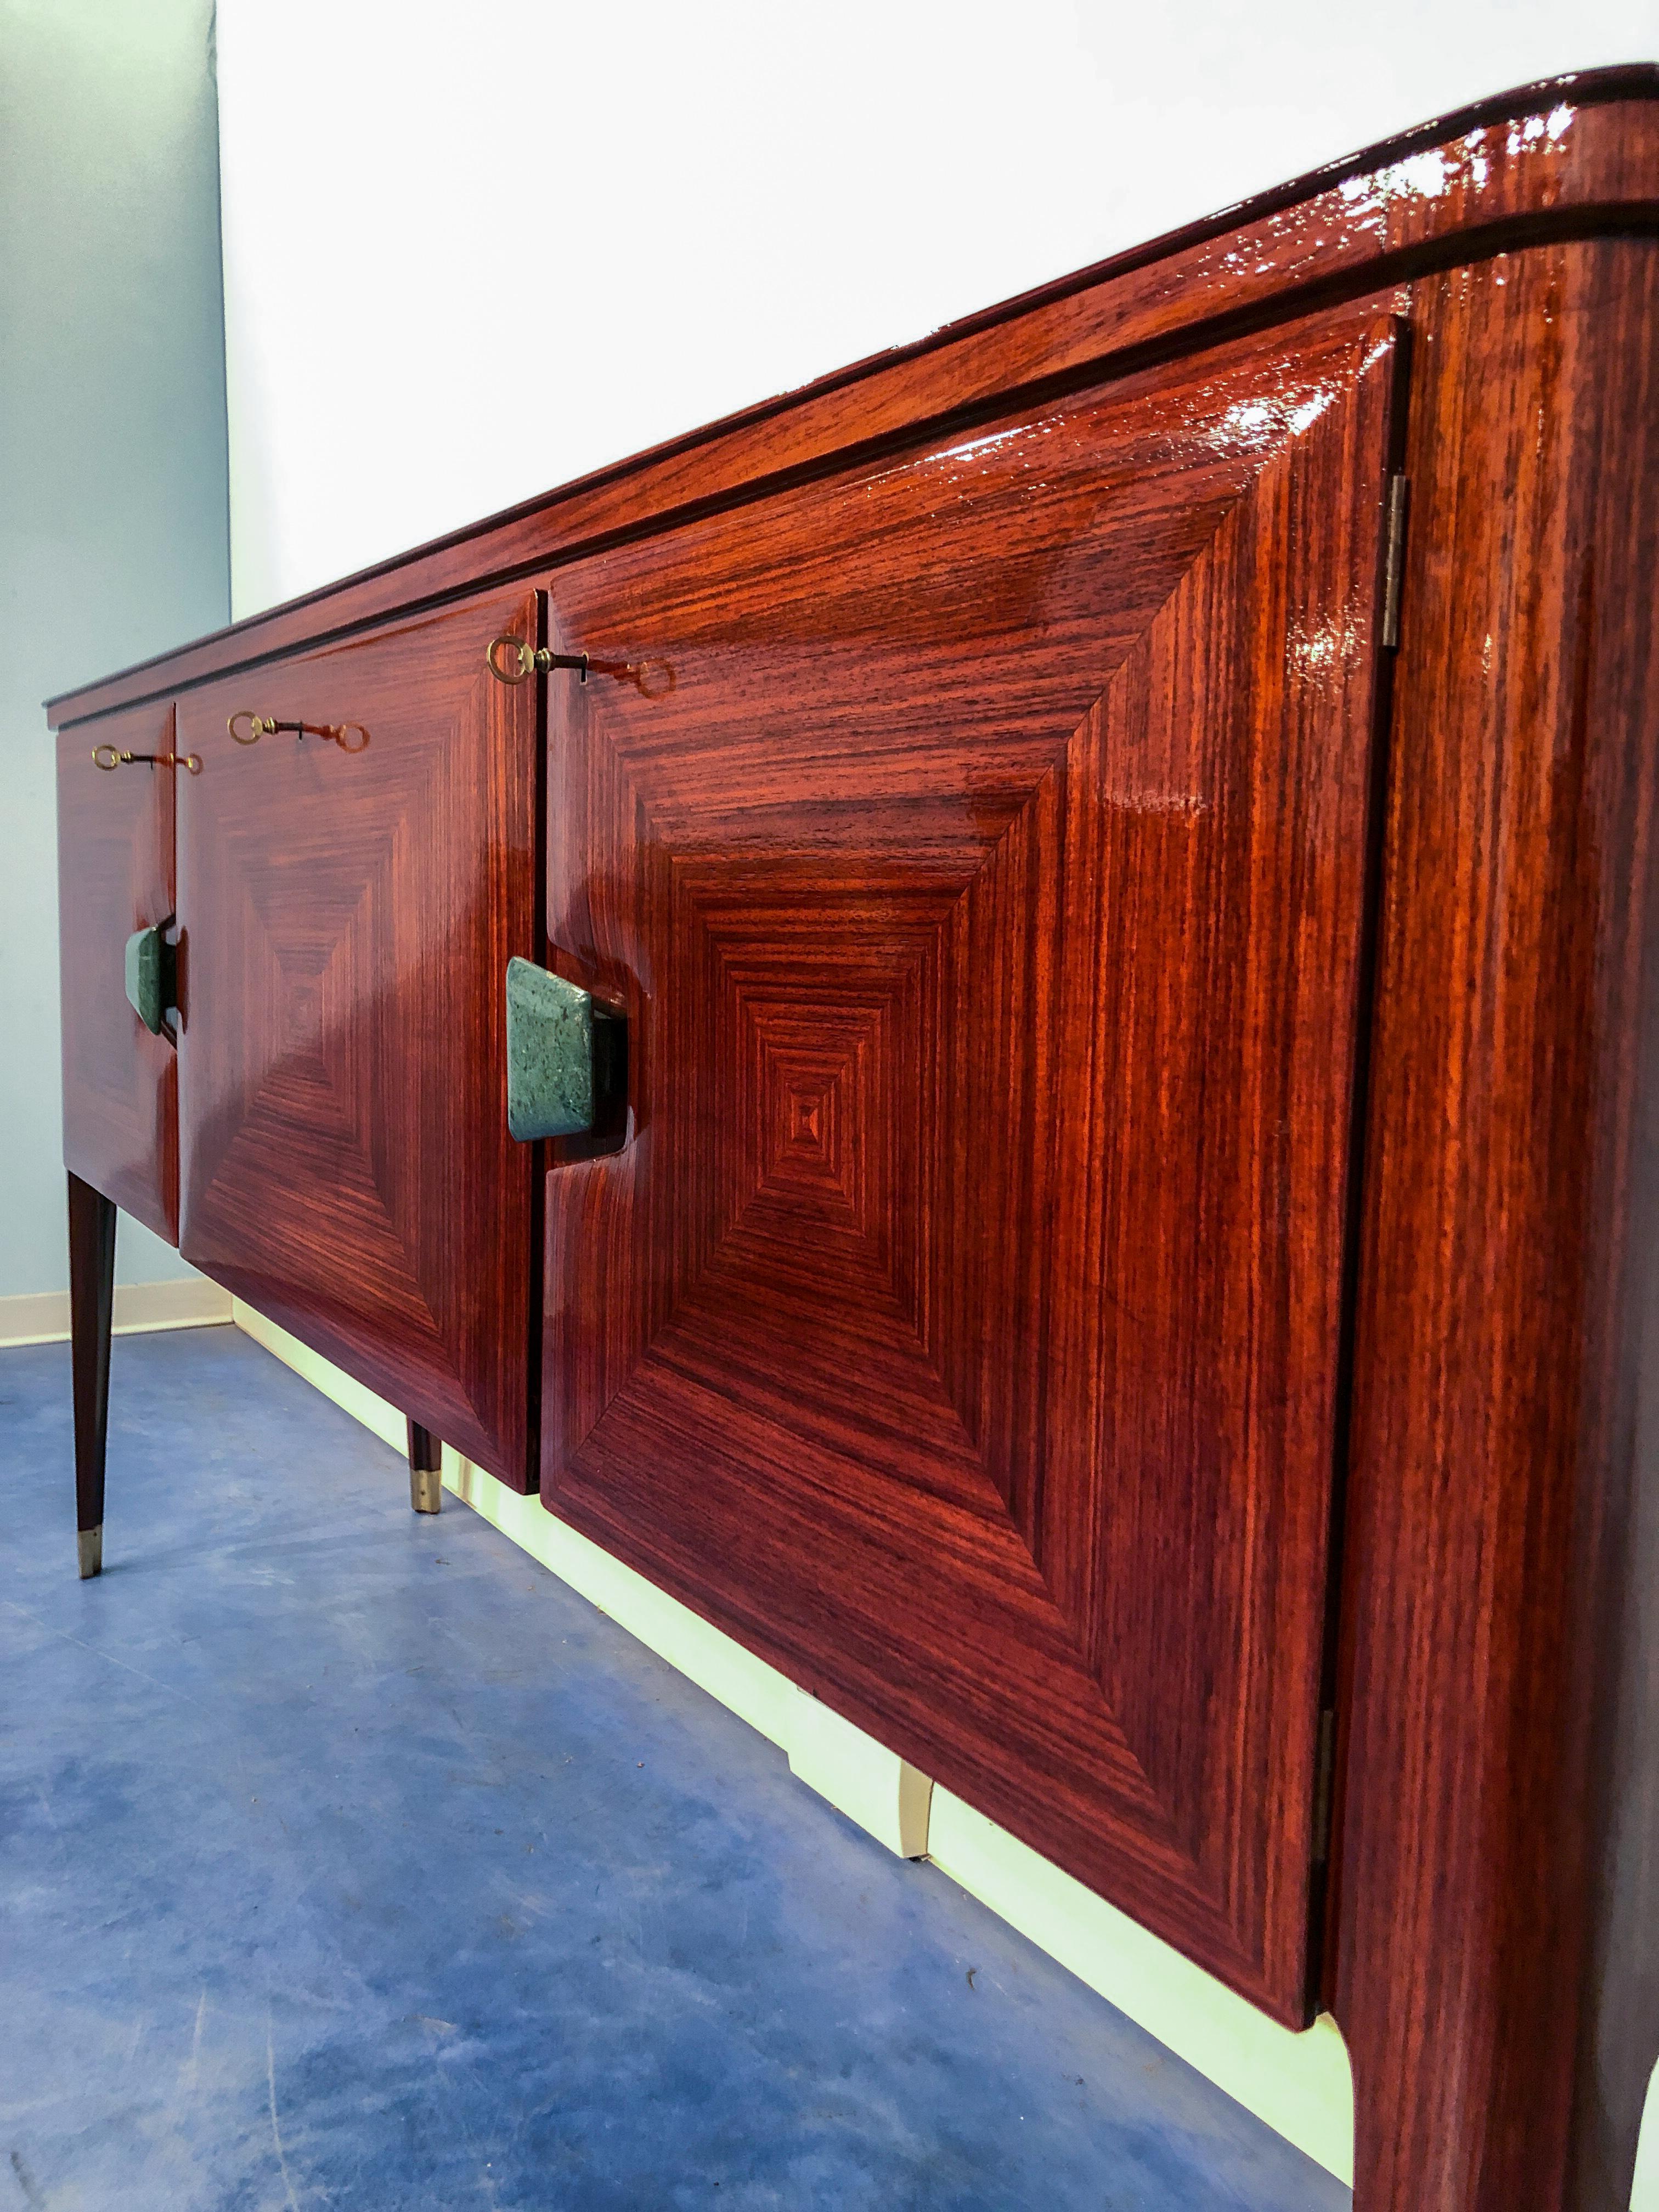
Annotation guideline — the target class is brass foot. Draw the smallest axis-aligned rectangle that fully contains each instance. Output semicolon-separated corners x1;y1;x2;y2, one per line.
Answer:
77;1525;103;1579
410;1466;442;1515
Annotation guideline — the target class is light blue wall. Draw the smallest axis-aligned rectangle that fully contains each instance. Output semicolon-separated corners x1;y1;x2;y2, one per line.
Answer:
0;0;229;1296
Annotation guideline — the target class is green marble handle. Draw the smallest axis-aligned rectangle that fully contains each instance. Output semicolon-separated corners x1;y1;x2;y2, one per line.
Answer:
123;924;175;1036
504;957;626;1142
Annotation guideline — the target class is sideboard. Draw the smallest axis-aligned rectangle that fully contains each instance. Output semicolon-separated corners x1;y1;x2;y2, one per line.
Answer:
47;70;1659;2211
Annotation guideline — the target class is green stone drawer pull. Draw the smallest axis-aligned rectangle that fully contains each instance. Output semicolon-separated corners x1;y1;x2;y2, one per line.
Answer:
504;957;626;1141
124;924;176;1037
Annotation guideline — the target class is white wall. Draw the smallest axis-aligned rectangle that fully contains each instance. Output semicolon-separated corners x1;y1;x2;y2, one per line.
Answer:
217;0;1657;618
0;0;229;1297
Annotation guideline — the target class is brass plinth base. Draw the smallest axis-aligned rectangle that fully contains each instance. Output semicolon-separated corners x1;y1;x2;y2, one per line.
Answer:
410;1466;442;1515
77;1525;103;1579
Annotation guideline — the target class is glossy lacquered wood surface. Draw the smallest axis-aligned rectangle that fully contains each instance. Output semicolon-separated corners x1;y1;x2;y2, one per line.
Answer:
55;702;179;1240
1331;238;1659;2211
43;72;1659;731
66;1170;116;1548
537;295;1403;2023
41;72;1659;2212
173;590;542;1487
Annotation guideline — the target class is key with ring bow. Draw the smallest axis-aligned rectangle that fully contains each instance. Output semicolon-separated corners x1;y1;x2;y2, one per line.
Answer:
228;712;370;752
485;637;674;699
93;744;202;774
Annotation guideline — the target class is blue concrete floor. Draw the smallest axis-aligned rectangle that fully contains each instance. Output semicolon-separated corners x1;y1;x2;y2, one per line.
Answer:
1;1325;1348;2211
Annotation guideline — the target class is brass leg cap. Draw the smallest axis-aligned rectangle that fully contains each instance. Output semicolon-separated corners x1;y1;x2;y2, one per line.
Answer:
410;1466;442;1514
77;1525;103;1579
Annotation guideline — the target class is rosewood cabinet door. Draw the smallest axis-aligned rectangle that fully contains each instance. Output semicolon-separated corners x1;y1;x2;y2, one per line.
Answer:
57;703;180;1240
540;295;1405;2022
174;590;541;1487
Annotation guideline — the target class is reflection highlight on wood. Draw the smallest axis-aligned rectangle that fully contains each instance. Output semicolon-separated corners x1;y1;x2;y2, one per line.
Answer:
539;300;1403;2026
57;702;179;1240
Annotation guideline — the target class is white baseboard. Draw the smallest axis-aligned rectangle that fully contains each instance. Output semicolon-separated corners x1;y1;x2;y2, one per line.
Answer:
231;1294;1356;2181
232;1299;408;1454
0;1277;234;1349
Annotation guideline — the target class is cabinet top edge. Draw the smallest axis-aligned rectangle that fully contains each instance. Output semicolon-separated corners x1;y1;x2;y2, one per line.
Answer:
47;64;1659;729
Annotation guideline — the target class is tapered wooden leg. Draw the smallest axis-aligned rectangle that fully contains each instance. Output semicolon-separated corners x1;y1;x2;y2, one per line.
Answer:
66;1171;116;1579
407;1420;442;1514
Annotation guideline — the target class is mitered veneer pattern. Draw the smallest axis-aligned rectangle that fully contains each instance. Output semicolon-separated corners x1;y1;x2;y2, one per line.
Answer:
539;298;1403;2023
172;590;542;1486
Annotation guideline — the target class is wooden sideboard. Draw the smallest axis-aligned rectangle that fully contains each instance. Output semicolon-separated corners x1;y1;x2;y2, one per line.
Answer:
48;71;1659;2211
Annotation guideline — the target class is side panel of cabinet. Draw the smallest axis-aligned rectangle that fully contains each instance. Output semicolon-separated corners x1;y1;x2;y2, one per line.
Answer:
56;702;179;1241
537;295;1404;2021
1331;238;1659;2212
173;590;541;1486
